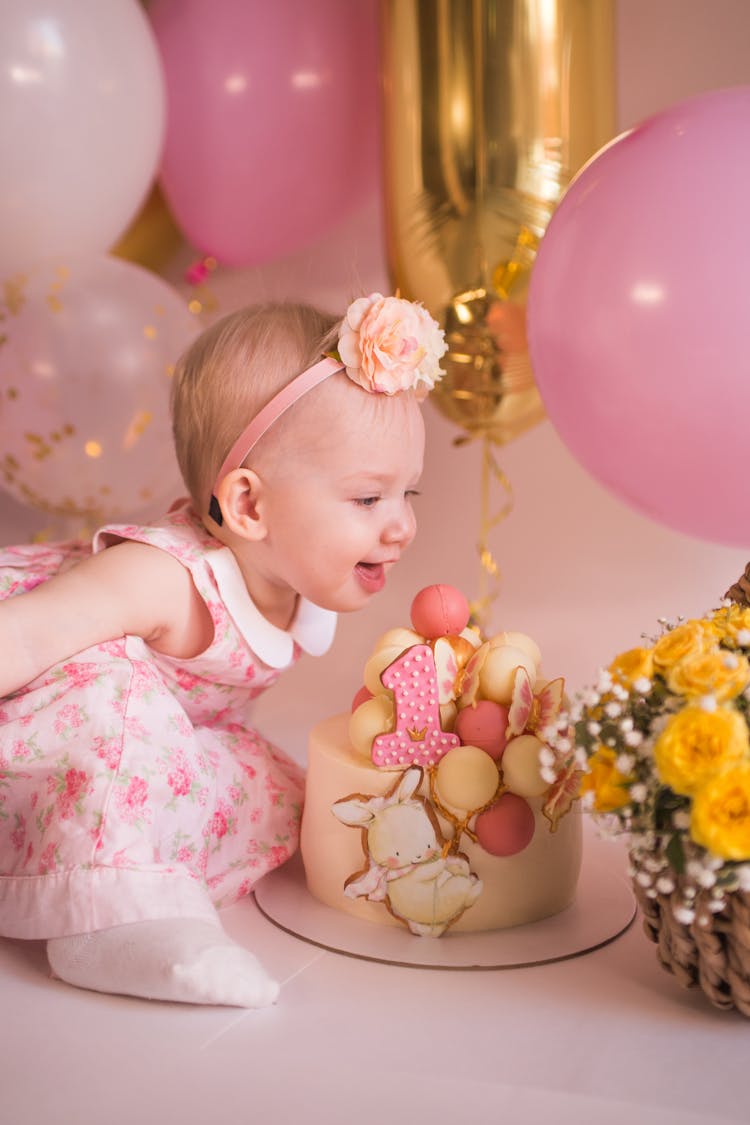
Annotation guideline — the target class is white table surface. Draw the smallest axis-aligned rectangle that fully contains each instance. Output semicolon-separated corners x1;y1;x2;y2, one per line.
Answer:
2;818;748;1125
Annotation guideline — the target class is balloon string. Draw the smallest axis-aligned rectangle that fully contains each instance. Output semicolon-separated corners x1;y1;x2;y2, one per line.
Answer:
459;435;513;631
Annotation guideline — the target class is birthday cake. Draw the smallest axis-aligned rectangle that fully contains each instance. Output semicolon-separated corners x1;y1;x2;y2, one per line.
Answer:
300;585;582;935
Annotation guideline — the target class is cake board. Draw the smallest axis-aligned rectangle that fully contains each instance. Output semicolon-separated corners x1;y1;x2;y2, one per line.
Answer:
253;828;636;970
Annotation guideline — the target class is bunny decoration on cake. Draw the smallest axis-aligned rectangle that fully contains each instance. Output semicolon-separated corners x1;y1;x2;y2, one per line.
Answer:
332;767;482;936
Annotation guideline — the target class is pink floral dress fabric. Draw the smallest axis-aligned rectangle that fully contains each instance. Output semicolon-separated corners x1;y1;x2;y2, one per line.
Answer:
0;502;336;939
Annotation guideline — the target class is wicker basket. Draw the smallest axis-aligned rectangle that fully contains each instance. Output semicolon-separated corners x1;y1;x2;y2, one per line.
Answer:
630;849;750;1016
622;565;750;1016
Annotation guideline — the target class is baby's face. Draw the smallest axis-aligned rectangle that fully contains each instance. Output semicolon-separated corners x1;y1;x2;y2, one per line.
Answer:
257;389;425;613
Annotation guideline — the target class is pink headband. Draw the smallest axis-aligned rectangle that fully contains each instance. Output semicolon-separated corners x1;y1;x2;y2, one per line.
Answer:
208;292;448;525
209;355;343;525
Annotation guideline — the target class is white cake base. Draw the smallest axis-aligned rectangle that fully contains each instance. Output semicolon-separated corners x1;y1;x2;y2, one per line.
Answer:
254;826;635;969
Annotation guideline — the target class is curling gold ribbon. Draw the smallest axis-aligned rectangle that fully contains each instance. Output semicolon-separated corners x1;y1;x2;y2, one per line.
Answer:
381;0;615;627
454;432;514;627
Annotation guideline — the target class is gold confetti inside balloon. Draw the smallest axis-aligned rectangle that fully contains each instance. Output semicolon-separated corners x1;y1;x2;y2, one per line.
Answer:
0;257;199;521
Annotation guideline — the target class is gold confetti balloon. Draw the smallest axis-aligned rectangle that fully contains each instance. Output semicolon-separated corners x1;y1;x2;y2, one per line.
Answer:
0;257;199;521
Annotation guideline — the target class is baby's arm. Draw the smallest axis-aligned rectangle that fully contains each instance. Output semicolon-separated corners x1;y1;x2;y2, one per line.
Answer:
0;540;213;698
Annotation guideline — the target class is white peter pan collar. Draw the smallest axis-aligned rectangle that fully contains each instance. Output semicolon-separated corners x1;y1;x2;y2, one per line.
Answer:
206;547;337;669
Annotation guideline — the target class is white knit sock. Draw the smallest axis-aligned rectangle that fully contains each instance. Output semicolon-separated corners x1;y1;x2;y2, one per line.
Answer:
47;918;279;1008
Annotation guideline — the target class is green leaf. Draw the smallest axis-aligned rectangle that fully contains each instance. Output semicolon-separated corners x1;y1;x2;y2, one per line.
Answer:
665;834;685;875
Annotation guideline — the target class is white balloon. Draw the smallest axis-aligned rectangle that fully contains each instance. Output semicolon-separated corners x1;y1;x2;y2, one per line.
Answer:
0;0;166;271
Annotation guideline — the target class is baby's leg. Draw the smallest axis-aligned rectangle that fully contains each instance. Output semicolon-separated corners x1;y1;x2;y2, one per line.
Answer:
47;917;279;1008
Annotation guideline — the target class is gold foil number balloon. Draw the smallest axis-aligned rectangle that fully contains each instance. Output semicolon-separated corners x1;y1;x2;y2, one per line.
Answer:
381;0;615;622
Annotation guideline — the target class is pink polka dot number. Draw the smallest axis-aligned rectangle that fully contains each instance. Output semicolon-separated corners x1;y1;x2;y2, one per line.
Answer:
410;584;470;639
371;644;460;768
475;793;535;856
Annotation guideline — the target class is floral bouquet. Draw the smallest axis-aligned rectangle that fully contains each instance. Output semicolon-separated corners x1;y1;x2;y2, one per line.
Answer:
561;588;750;1016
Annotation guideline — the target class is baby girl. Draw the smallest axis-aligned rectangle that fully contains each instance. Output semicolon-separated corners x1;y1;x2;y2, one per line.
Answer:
0;293;446;1007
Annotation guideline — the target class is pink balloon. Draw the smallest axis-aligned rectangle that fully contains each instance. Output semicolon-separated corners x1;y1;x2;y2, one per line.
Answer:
0;256;198;521
527;87;750;547
149;0;379;267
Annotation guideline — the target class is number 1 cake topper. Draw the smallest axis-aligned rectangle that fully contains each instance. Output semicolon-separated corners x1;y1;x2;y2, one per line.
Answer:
371;644;460;768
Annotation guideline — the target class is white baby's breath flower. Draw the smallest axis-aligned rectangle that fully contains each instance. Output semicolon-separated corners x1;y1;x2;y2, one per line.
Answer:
619;716;634;732
616;753;635;774
611;683;629;702
574;748;588;769
737;866;750;892
539;746;555;767
656;876;675;894
604;701;622;718
630;783;648;803
672;904;696;925
723;652;740;669
672;809;691;830
625;730;643;748
698;694;718;712
587;720;601;736
596;669;613;694
633;677;652;694
540;767;557;785
635;870;653;888
736;629;750;646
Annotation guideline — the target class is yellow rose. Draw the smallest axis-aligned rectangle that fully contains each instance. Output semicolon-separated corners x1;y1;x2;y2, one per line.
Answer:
691;764;750;860
706;604;750;644
581;746;633;813
608;647;654;687
666;650;750;701
653;707;750;796
652;620;712;671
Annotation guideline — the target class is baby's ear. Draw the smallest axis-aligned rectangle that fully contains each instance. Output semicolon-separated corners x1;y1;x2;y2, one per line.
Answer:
215;468;268;541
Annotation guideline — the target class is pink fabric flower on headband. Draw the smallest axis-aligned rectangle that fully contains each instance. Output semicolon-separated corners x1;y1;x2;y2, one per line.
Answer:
337;293;447;396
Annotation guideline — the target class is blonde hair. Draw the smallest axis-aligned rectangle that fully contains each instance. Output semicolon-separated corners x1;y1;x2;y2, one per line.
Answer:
171;301;339;512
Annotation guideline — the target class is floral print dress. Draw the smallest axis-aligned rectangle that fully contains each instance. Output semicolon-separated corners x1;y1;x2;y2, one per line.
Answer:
0;502;336;939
